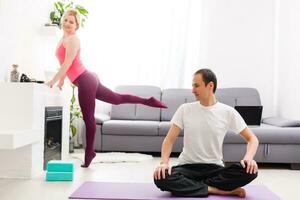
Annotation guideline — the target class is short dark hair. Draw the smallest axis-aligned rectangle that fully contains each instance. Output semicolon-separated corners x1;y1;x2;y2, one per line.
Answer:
194;68;217;93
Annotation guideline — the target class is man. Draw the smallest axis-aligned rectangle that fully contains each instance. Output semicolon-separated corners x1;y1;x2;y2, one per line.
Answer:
153;69;259;198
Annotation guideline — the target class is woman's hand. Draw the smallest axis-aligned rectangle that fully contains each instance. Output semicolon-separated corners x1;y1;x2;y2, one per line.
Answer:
45;80;55;88
57;80;64;90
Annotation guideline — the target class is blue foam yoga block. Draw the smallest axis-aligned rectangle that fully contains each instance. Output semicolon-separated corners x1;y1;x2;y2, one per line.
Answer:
46;171;73;181
47;160;74;172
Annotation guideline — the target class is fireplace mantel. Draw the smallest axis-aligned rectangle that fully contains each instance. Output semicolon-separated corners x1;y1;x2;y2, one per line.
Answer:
0;82;70;178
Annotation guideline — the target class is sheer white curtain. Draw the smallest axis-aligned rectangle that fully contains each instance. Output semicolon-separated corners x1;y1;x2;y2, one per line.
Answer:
78;0;203;90
75;0;203;114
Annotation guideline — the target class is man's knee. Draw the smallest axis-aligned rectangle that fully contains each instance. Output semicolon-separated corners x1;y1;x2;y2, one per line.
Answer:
236;163;258;178
237;163;258;183
227;163;258;183
154;178;169;191
153;171;174;191
245;171;258;182
154;178;163;187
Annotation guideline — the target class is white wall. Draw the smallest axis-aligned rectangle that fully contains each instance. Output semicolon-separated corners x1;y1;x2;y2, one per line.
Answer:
187;0;276;117
1;0;298;119
0;0;56;82
276;0;300;119
85;0;277;118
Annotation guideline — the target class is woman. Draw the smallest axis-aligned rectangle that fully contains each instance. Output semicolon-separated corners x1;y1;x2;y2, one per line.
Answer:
45;9;167;168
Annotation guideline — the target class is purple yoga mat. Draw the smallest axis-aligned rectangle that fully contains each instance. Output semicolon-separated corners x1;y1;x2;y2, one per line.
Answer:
69;182;281;200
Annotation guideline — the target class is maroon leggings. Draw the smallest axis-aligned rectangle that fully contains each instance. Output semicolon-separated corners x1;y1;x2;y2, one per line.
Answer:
73;71;161;159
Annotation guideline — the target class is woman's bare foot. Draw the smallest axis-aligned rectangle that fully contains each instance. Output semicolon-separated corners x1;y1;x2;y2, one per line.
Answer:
81;151;96;168
144;97;168;108
208;186;246;198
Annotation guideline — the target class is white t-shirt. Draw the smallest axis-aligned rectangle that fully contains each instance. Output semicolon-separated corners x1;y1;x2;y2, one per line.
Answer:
171;101;247;166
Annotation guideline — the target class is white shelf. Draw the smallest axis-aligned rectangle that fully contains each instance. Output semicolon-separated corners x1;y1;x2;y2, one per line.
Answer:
0;82;70;178
0;129;42;150
39;24;61;36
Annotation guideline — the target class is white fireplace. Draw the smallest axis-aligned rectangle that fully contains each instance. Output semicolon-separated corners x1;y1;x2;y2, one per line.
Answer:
0;83;70;179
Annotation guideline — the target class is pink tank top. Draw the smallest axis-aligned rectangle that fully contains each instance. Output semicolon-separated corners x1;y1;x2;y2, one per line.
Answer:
56;43;86;83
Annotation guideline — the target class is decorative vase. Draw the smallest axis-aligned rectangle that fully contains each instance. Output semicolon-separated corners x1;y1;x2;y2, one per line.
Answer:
10;64;19;82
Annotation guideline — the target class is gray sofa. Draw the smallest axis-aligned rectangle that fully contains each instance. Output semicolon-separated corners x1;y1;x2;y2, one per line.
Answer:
82;86;300;169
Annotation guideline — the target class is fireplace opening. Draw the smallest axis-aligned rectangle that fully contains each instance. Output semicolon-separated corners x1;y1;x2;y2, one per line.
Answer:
44;106;62;170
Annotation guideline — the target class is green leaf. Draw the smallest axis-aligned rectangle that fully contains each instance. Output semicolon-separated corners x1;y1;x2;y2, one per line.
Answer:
57;2;64;11
65;3;72;9
54;2;60;11
71;95;75;104
76;6;89;15
70;124;77;137
50;11;55;22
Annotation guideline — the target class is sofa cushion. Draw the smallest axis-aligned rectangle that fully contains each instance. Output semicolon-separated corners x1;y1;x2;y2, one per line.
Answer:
262;117;300;127
158;121;184;136
216;88;261;107
95;113;110;125
102;120;159;136
110;86;161;121
224;123;300;144
161;89;195;121
161;88;261;122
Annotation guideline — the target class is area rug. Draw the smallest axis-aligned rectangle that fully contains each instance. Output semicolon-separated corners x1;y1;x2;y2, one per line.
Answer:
69;182;281;200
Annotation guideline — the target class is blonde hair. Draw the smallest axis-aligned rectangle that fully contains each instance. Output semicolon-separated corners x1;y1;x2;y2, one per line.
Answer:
61;9;81;30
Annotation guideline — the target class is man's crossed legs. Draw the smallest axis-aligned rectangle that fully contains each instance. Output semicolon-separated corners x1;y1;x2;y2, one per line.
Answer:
154;163;257;198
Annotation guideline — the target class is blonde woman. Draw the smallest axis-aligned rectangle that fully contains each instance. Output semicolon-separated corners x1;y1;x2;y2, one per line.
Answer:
46;9;167;168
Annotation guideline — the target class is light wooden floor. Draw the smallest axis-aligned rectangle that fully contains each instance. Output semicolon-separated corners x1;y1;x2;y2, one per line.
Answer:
0;152;299;200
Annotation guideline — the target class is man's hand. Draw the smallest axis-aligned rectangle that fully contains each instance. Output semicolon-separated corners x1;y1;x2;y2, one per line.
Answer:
240;159;258;174
153;163;172;180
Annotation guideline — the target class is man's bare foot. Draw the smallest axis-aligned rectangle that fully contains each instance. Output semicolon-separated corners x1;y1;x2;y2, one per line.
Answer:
208;186;246;198
231;187;246;198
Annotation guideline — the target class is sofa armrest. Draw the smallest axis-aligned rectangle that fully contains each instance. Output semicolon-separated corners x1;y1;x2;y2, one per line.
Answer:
262;117;300;127
95;113;110;125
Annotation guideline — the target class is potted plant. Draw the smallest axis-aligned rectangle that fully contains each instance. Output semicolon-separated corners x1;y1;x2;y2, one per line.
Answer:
69;84;83;153
46;0;89;27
